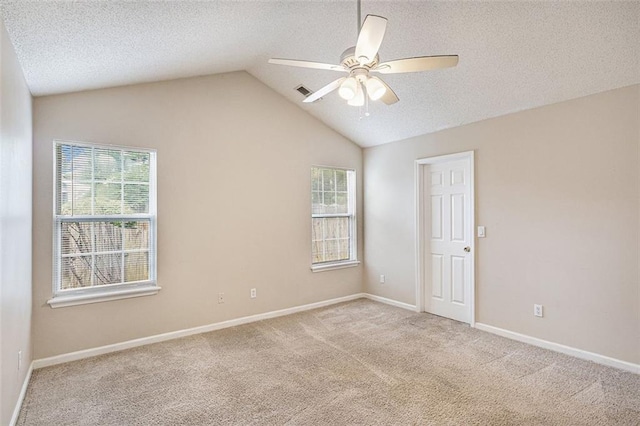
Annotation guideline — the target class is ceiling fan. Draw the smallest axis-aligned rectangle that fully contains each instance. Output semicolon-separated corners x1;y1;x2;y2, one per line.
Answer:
268;0;459;107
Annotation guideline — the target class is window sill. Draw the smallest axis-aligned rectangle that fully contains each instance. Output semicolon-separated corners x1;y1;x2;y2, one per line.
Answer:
311;260;361;273
47;285;161;308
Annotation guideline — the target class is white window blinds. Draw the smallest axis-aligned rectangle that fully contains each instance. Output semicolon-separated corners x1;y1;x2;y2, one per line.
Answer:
53;141;157;295
311;167;356;265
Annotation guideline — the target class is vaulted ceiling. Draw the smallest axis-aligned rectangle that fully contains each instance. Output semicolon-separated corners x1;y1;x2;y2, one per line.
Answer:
1;1;638;147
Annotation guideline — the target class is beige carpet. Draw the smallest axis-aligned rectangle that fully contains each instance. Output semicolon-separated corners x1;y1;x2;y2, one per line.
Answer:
18;299;640;425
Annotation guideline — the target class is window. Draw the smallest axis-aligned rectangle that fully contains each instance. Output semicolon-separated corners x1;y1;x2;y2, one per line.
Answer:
311;167;359;271
49;141;158;308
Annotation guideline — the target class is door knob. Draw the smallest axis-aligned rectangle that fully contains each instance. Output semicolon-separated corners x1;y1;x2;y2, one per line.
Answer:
464;246;471;252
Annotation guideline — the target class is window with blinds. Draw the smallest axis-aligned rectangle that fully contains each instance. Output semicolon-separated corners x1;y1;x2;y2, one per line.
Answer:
311;167;357;266
52;141;157;301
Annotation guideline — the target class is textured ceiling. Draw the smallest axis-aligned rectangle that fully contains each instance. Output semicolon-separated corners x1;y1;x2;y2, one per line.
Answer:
1;1;639;147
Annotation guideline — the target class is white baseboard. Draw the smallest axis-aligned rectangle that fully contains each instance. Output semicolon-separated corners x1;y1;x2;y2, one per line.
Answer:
362;293;419;312
32;294;637;376
474;323;639;375
33;293;367;369
10;361;33;426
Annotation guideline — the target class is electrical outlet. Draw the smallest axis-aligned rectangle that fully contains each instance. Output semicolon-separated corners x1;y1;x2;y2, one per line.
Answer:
250;288;256;298
379;274;385;284
218;293;225;304
534;304;543;317
18;350;22;370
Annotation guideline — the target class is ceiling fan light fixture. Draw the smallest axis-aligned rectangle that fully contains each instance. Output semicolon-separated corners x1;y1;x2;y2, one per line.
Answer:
366;77;387;101
338;77;358;100
347;82;365;106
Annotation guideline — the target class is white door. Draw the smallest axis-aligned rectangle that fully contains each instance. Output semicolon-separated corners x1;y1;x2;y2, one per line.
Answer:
424;159;472;323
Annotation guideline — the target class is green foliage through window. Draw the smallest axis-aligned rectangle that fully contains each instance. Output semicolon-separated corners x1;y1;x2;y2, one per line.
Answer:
56;145;150;216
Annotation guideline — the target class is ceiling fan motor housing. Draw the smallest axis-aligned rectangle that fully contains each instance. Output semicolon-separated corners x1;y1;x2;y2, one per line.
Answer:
340;47;379;72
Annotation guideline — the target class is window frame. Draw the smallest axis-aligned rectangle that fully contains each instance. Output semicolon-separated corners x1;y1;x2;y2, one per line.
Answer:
310;166;360;272
48;140;160;308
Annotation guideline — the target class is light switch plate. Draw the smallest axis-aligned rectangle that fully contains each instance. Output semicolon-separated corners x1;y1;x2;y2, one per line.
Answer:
477;226;486;238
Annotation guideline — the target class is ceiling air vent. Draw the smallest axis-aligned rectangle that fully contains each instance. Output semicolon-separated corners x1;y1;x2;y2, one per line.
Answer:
295;84;313;98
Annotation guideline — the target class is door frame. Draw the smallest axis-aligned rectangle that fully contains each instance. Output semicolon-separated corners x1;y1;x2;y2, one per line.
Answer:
415;150;476;326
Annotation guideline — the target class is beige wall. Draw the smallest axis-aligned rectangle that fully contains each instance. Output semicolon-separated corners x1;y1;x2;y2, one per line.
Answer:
32;72;363;359
28;69;640;366
0;20;33;425
364;85;640;364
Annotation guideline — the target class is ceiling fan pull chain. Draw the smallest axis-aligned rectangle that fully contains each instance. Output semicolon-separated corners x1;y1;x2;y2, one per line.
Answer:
364;84;371;117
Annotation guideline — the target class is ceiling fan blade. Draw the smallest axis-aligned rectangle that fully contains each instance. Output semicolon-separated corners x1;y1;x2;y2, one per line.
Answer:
268;58;346;72
375;55;459;74
355;15;388;65
378;78;399;105
303;77;347;103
